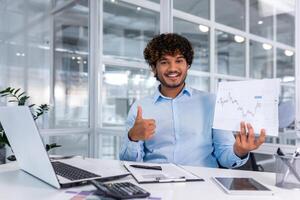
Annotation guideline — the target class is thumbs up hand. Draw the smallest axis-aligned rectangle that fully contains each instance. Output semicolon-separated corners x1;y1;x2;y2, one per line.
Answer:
128;106;156;142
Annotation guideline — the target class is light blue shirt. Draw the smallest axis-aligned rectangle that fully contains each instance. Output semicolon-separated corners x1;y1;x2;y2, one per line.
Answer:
119;86;248;168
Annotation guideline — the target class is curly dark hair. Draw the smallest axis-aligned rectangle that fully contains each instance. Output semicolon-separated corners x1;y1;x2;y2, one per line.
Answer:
143;33;194;68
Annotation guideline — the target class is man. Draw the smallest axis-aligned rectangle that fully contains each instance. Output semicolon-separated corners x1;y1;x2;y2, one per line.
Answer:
120;33;266;168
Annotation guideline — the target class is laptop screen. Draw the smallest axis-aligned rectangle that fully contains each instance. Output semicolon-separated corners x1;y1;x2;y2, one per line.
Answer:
0;106;60;188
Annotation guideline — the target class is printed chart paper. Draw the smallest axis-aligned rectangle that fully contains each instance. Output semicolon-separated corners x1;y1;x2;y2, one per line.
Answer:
213;79;279;136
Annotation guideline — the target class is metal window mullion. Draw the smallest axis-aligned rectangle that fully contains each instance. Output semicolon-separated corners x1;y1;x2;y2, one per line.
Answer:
97;127;125;137
210;0;215;93
102;55;145;63
102;59;148;70
120;0;160;12
24;6;29;92
115;136;120;159
280;83;295;88
296;0;300;133
245;0;249;33
214;74;246;81
189;70;211;77
269;41;295;51
160;0;172;33
89;0;101;158
40;128;91;136
173;9;211;26
245;37;250;79
273;4;277;79
273;45;277;79
49;2;56;129
98;0;105;158
50;0;76;15
245;0;250;79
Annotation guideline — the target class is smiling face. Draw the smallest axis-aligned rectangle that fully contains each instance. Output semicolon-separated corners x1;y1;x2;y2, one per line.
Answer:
152;54;189;94
144;33;194;98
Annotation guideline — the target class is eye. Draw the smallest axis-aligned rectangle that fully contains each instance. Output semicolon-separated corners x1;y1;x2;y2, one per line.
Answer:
176;59;184;63
160;61;167;65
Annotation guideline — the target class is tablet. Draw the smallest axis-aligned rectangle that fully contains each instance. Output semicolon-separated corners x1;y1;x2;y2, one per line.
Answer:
213;177;274;195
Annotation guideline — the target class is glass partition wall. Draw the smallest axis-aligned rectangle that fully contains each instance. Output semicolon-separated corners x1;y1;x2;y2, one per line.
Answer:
0;0;299;161
100;0;298;159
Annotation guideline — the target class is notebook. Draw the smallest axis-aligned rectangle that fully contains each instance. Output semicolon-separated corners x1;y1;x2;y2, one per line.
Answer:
123;161;204;183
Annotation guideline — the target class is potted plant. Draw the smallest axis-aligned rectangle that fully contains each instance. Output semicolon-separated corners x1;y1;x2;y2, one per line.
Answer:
0;87;61;163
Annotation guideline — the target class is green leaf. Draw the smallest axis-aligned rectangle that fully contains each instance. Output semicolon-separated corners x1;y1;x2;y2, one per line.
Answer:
0;87;11;93
14;88;21;95
46;143;61;151
18;92;26;98
19;96;30;105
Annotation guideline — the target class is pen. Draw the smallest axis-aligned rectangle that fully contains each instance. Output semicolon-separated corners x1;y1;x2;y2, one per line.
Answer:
277;148;300;182
129;164;162;170
156;176;186;182
281;148;299;184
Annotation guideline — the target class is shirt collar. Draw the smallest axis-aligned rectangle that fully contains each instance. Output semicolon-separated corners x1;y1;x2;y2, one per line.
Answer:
152;84;192;104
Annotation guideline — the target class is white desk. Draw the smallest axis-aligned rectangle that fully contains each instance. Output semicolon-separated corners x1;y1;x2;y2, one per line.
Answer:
0;159;299;200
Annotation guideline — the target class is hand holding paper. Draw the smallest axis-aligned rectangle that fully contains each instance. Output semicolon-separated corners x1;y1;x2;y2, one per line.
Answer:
213;79;279;137
234;122;266;157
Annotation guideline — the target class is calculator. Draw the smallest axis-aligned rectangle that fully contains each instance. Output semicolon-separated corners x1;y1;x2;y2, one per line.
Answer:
90;180;150;199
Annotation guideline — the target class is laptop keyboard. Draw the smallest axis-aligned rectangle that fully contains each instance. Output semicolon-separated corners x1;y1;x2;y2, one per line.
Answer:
52;161;101;181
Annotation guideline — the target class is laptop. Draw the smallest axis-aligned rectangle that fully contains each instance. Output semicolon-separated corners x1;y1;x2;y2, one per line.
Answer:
0;106;129;189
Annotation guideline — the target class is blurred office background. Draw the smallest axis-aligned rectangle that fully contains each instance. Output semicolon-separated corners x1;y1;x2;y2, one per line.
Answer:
0;0;299;171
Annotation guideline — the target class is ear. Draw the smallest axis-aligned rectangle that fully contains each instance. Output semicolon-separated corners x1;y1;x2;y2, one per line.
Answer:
151;66;157;75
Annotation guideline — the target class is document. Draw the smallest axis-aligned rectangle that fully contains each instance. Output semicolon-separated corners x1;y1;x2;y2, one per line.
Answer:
123;161;204;184
213;79;279;136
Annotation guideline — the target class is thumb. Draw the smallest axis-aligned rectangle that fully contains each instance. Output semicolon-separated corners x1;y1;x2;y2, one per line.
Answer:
136;106;143;120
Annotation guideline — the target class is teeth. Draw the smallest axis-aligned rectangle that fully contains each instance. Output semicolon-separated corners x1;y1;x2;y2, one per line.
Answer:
167;73;178;77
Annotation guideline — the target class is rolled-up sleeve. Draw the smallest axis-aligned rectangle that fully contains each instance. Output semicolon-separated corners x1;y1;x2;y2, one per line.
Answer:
119;102;145;161
212;129;249;168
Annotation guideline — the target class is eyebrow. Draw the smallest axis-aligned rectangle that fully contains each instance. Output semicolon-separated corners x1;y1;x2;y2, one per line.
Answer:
158;57;167;62
159;55;185;61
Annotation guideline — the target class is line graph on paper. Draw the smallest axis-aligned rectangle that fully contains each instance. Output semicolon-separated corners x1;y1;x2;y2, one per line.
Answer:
217;92;262;118
212;79;280;137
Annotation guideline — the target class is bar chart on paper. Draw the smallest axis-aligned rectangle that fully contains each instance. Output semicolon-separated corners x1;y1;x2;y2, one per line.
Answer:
213;79;280;137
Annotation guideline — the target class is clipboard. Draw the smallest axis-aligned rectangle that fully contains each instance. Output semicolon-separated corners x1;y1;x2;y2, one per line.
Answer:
123;161;204;184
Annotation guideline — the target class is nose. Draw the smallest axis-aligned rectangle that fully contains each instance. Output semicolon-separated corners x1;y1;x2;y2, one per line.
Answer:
168;61;178;71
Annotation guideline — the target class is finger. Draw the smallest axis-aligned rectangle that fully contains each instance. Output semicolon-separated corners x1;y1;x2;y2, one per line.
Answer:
235;132;242;145
147;125;156;132
247;123;255;144
255;129;266;147
144;119;156;125
147;123;156;130
240;121;246;135
240;122;247;143
136;106;143;120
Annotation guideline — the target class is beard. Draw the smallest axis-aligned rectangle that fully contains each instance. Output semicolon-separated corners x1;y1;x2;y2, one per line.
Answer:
156;71;187;89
